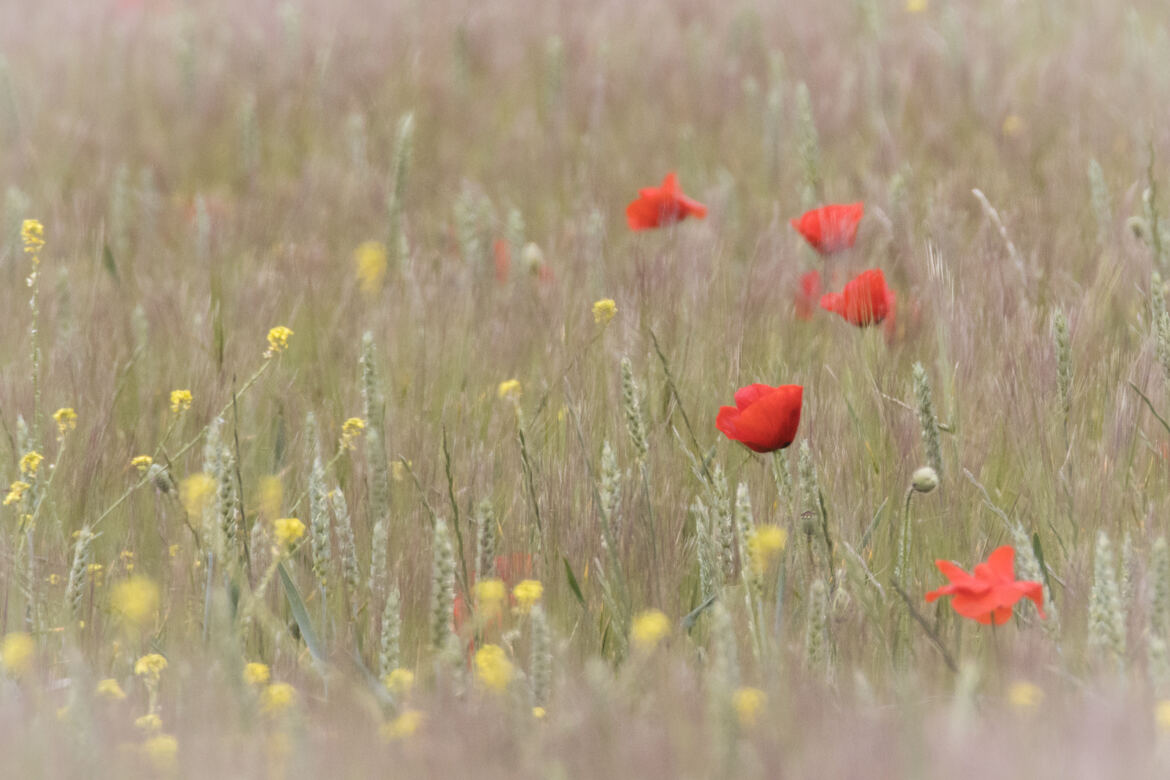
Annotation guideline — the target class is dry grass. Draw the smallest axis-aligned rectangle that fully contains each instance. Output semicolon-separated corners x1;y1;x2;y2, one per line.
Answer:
2;0;1170;776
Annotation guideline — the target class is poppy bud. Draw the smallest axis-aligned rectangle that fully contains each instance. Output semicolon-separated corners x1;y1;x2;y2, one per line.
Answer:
912;466;939;494
522;242;544;276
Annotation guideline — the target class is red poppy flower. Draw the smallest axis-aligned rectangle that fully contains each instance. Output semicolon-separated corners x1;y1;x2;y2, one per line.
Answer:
795;270;823;321
925;546;1045;625
790;202;864;254
493;238;510;283
819;269;895;327
626;173;708;230
716;384;803;453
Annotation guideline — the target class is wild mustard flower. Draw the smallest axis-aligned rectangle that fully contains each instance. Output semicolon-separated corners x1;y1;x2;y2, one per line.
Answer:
512;579;543;613
474;578;507;619
130;455;153;472
169;389;193;414
179;473;215;518
474;644;514;692
273;517;305;548
380;709;423;741
631;609;671;651
339;417;366;450
4;480;30;506
354;240;388;295
383;668;414;697
733;687;766;728
134;713;163;732
19;451;42;477
111;577;161;628
497;379;521;401
1008;680;1043;713
52;407;77;437
21;219;45;255
134;653;168;683
243;662;270;686
265;325;294;357
592;298;617;325
0;632;34;677
748;524;787;574
260;682;296;716
141;734;179;772
96;678;127;700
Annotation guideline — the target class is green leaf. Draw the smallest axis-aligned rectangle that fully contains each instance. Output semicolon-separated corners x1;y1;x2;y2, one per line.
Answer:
102;243;119;283
562;555;586;608
278;563;325;666
681;592;717;631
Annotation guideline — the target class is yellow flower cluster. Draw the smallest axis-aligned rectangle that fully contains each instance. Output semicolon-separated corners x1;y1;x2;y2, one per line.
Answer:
3;481;30;506
340;417;366;450
383;668;414;697
52;407;77;437
180;473;215;518
134;653;168;683
512;579;543;614
733;687;766;728
497;379;521;401
130;455;154;472
354;240;388;296
19;451;43;477
380;709;423;741
631;609;671;652
21;219;45;255
243;662;270;686
592;298;617;325
1008;680;1044;713
96;678;127;700
261;682;296;716
0;632;34;677
474;644;514;692
474;578;507;618
169;389;193;414
748;524;788;574
141;734;179;772
273;517;306;548
265;325;294;357
112;577;161;628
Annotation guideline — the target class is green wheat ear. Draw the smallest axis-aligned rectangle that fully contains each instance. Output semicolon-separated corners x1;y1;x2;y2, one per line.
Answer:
912;362;944;482
379;584;402;678
1088;531;1126;670
1052;309;1072;422
430;516;456;655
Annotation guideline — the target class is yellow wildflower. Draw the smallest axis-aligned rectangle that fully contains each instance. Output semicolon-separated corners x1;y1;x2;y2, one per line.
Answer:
1008;680;1044;713
1157;700;1170;734
380;709;423;741
4;480;30;506
0;632;35;677
592;298;617;325
497;379;521;401
134;653;168;683
905;0;927;11
19;451;43;477
733;687;766;728
340;417;366;450
260;682;297;716
1002;114;1024;138
391;461;408;482
383;668;414;697
631;609;671;652
96;678;127;701
474;644;514;693
512;579;543;614
258;475;283;518
748;524;788;574
52;407;77;436
134;713;163;732
141;734;178;773
111;577;161;628
21;219;45;255
532;706;547;719
474;578;507;618
264;325;294;357
273;517;306;548
168;544;180;559
179;473;215;518
130;455;153;472
169;389;192;414
354;240;388;296
243;662;270;686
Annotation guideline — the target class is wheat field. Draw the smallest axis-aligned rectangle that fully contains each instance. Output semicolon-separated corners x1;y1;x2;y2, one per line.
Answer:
2;0;1170;776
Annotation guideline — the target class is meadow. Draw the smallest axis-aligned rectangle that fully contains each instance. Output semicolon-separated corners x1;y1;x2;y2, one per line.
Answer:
2;0;1170;776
